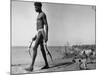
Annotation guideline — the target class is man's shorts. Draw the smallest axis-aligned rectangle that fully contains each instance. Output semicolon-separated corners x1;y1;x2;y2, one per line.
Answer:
34;29;45;47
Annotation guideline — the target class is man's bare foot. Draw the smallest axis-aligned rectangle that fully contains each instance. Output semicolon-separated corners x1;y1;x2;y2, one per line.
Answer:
25;66;33;72
41;65;49;69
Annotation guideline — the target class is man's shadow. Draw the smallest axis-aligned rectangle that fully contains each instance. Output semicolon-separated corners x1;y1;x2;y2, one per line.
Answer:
50;61;73;68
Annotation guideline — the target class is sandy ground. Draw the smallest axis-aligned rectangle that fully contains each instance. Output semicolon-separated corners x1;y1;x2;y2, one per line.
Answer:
11;58;96;75
11;47;96;74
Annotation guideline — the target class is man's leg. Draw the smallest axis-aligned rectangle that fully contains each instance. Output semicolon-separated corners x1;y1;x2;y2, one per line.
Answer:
31;45;38;67
25;36;40;71
40;42;49;69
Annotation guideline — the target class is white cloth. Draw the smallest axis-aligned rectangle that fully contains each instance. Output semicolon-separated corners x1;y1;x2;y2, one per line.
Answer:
37;29;46;42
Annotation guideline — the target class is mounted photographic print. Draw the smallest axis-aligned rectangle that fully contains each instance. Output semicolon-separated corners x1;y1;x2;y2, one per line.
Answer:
11;0;96;74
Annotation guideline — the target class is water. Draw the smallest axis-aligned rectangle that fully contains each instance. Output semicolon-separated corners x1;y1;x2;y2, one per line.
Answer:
11;46;65;65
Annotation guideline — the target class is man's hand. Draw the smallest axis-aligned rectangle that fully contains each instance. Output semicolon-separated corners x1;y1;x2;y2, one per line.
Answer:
32;35;37;41
45;35;48;43
29;44;31;48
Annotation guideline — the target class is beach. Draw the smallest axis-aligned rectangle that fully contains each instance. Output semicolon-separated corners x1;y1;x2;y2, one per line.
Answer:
11;46;96;74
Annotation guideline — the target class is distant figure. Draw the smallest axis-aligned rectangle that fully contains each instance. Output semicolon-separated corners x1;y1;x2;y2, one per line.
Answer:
25;2;49;71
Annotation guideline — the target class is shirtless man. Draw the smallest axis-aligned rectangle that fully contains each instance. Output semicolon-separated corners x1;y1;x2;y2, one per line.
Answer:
26;2;49;71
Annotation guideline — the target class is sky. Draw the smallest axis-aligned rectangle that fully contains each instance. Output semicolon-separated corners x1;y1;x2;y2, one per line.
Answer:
11;1;96;46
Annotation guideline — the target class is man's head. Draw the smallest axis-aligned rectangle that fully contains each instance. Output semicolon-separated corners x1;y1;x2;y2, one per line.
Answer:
34;2;42;12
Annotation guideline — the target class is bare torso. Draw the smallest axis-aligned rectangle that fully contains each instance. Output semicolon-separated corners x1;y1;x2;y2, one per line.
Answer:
36;12;45;30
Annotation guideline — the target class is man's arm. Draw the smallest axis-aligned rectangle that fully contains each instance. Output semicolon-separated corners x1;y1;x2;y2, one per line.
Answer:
43;13;48;42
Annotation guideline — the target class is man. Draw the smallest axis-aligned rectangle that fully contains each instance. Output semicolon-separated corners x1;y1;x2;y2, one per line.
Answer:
25;2;49;71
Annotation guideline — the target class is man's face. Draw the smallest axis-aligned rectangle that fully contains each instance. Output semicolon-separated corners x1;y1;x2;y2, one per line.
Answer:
35;6;41;12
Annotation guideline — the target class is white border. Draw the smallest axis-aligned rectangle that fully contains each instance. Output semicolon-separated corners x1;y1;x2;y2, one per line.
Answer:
12;0;96;5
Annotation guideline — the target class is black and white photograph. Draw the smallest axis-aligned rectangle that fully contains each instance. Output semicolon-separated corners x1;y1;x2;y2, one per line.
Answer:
11;0;96;74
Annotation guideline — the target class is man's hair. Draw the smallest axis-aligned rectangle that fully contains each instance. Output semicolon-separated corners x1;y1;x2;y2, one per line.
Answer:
34;2;42;7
